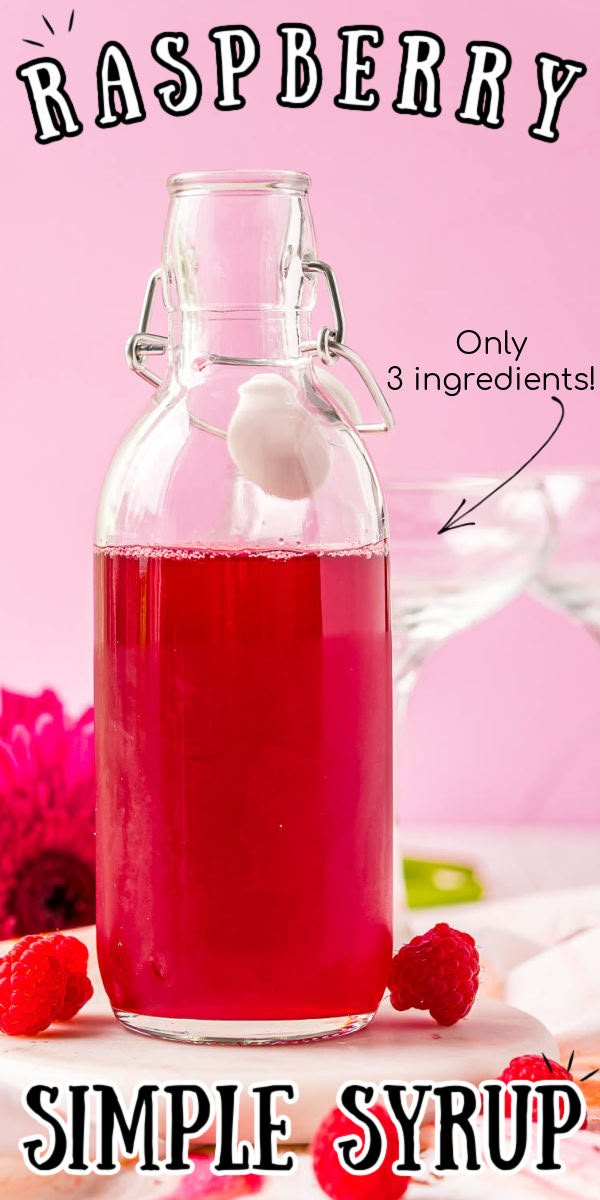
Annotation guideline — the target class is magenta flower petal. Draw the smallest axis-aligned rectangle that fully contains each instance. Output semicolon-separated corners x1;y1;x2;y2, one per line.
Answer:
64;711;94;789
0;689;95;937
9;725;33;781
0;742;19;794
33;712;65;772
0;688;64;734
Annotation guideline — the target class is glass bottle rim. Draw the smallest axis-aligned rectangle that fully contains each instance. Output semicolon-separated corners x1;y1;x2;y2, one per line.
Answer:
167;169;311;197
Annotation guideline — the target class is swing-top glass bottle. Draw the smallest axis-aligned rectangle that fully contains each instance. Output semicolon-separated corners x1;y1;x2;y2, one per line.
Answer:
94;169;394;1044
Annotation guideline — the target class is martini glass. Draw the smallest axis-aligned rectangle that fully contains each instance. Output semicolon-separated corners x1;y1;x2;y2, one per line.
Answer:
384;476;552;927
534;472;600;634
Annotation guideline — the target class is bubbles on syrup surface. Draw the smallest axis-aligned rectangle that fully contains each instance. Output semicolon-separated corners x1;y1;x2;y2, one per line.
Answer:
95;541;387;561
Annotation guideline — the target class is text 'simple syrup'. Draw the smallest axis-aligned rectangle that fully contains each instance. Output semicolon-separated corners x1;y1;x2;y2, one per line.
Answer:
95;542;393;1027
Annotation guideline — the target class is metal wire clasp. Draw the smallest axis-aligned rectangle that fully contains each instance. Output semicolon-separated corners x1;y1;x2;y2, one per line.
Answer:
301;259;394;433
126;261;394;435
125;269;167;387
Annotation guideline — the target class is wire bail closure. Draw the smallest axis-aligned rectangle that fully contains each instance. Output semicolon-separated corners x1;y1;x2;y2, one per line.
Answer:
125;270;167;387
126;261;394;434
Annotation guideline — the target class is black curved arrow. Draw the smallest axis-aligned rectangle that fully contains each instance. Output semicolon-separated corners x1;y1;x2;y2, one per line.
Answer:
437;396;565;534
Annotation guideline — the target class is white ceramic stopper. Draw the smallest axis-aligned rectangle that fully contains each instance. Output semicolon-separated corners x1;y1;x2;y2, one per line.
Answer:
227;373;331;501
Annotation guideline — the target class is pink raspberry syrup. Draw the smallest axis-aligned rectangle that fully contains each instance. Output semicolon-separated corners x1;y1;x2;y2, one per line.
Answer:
94;543;392;1023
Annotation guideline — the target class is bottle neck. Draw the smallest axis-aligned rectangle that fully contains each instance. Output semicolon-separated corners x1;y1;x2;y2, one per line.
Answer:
163;176;317;373
170;309;310;371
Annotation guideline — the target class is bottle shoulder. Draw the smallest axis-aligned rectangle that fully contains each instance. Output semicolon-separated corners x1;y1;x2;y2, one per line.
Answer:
96;376;386;552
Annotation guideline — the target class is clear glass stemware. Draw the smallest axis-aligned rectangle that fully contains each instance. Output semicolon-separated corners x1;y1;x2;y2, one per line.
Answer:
534;472;600;635
386;476;552;710
384;476;552;926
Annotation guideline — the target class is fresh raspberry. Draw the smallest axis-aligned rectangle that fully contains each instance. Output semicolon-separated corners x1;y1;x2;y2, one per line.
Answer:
499;1054;587;1127
43;934;93;1020
388;923;480;1026
44;933;88;974
0;935;66;1035
312;1103;410;1199
57;969;93;1021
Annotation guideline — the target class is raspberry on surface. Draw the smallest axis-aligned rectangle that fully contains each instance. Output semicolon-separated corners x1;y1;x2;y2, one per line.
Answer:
42;933;93;1020
57;971;94;1021
388;922;480;1027
0;935;66;1036
499;1054;587;1127
43;933;89;974
311;1103;410;1200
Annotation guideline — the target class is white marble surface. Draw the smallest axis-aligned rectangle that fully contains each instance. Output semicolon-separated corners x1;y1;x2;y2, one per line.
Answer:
0;924;557;1148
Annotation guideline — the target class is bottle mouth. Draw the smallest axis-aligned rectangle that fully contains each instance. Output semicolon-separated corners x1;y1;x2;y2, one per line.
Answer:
167;170;311;197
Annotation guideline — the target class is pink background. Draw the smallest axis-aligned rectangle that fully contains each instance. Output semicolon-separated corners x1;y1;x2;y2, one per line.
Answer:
1;0;598;822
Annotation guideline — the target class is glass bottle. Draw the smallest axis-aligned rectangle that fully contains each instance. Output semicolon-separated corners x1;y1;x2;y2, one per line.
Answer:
94;169;394;1044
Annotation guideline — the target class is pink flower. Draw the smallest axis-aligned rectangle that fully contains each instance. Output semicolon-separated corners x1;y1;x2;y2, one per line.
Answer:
0;689;95;939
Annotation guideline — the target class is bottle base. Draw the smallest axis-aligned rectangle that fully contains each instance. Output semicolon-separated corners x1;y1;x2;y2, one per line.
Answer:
114;1008;375;1046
